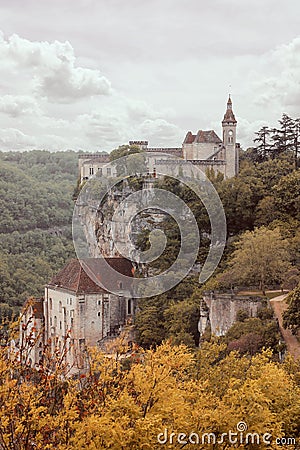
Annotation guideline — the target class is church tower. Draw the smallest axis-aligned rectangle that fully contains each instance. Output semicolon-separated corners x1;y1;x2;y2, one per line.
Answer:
222;95;238;178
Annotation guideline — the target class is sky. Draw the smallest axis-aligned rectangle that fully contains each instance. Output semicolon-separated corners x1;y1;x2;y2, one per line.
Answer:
0;0;299;152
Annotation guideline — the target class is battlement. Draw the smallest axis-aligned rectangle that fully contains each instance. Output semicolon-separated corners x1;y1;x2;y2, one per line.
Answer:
129;140;149;147
78;153;109;160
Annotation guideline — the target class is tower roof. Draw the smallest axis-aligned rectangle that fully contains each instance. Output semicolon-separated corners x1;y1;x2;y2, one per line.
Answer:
222;95;237;124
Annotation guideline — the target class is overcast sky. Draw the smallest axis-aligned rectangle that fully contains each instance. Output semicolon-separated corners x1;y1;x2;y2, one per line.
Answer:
0;0;299;152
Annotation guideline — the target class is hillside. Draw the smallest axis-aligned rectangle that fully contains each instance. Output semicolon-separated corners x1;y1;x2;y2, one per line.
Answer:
0;150;78;316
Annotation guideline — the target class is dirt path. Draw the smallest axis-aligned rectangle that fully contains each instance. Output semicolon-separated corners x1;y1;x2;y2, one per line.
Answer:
270;294;300;360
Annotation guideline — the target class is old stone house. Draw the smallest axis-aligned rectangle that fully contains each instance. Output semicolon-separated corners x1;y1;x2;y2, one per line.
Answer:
21;257;134;374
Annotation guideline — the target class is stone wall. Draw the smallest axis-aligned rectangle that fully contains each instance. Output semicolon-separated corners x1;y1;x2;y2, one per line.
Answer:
201;293;265;336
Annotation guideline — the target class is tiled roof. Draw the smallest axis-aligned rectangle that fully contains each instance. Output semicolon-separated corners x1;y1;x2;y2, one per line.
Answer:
48;258;134;294
24;298;44;319
222;109;237;124
183;130;222;144
222;96;237;124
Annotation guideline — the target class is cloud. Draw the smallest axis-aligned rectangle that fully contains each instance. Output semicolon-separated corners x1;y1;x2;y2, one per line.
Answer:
0;32;111;102
254;37;300;113
135;119;184;147
0;95;40;117
0;128;36;150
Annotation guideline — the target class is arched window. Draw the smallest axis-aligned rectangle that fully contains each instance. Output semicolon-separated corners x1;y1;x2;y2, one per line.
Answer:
49;298;52;310
228;130;234;144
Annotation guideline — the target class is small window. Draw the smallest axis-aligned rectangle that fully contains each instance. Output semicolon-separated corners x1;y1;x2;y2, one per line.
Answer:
49;298;52;310
71;318;74;327
54;316;57;327
97;311;101;317
50;317;52;326
97;300;101;306
98;168;102;176
106;167;111;176
127;299;132;315
70;298;72;305
59;321;62;330
59;301;62;313
89;167;94;175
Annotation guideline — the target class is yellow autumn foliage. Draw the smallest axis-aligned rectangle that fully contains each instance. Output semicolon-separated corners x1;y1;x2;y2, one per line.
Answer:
0;319;300;449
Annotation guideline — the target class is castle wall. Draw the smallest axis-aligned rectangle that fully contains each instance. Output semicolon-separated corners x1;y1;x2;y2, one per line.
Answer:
183;142;221;160
202;293;264;336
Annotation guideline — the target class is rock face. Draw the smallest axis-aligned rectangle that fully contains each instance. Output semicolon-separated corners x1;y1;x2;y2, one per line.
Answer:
200;293;265;337
75;178;165;264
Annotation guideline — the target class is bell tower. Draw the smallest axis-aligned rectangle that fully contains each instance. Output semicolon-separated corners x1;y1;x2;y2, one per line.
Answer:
222;95;238;177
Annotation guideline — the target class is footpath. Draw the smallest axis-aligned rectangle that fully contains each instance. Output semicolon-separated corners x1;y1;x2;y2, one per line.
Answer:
270;294;300;360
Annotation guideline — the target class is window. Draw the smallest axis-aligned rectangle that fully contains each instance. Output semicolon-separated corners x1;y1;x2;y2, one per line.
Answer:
59;321;62;330
49;298;52;310
98;168;102;176
50;317;52;326
54;316;57;327
106;167;111;176
97;300;101;306
97;311;101;317
89;167;94;175
59;301;62;313
119;281;123;289
70;298;72;306
127;299;132;315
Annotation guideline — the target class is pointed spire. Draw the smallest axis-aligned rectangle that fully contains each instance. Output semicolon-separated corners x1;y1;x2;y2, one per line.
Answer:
227;94;232;109
222;95;236;124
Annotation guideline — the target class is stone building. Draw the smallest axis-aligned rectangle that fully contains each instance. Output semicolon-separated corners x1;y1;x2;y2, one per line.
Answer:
21;257;134;374
79;96;239;182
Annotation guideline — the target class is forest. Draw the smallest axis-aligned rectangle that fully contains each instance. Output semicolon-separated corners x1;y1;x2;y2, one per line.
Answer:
0;150;78;316
0;115;300;448
0;115;300;352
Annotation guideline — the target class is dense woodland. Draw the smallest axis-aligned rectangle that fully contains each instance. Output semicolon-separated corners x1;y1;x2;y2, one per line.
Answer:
0;115;300;351
0;115;300;448
0;150;77;316
135;115;300;351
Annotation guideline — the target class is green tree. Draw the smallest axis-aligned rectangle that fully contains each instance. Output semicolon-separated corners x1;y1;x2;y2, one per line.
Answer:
253;126;272;161
283;283;300;335
222;226;291;294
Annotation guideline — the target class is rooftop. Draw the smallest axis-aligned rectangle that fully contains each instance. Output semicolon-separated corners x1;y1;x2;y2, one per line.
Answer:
48;258;134;294
183;130;222;145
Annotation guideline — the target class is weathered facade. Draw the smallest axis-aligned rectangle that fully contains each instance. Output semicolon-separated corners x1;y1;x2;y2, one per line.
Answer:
199;293;265;337
79;96;239;182
21;258;135;374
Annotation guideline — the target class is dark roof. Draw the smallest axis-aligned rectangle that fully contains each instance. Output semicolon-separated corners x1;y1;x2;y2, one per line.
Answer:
183;130;222;145
24;298;44;319
222;96;237;124
183;131;197;144
48;258;134;294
